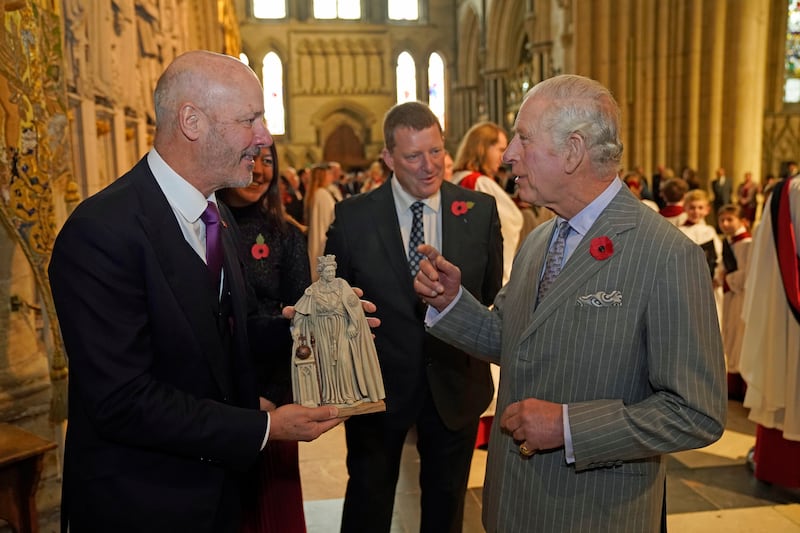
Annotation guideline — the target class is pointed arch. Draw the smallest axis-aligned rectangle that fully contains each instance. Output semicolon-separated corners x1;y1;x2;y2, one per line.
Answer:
485;0;528;71
456;4;481;87
262;51;285;135
396;51;417;103
428;52;446;129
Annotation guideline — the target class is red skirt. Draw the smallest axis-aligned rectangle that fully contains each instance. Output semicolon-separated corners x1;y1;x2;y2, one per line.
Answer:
241;440;307;532
753;425;800;489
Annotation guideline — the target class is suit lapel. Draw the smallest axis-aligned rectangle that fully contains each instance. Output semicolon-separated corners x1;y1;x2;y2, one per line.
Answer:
132;163;232;395
520;188;639;341
370;181;421;303
440;181;496;273
440;182;466;262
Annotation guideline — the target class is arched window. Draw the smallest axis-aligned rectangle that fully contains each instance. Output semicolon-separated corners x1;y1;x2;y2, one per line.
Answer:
785;0;800;102
428;53;445;130
396;52;416;103
314;0;360;20
252;0;286;19
262;52;285;135
388;0;418;21
239;53;250;66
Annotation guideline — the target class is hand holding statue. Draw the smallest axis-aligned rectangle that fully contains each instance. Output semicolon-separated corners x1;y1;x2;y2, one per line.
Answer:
268;402;342;442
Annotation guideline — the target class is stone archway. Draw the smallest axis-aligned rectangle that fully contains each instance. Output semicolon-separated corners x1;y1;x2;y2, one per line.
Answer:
310;100;379;171
323;123;368;170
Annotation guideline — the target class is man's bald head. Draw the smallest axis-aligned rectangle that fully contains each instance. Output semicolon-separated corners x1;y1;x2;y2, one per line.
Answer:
153;51;259;138
148;50;271;196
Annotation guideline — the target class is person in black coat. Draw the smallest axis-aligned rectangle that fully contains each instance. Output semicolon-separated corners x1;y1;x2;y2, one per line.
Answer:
49;50;340;533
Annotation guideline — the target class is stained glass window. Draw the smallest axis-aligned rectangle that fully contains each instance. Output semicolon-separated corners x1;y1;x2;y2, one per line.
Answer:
785;0;800;102
262;52;286;135
428;53;445;130
388;0;418;21
253;0;286;19
314;0;360;20
396;52;417;103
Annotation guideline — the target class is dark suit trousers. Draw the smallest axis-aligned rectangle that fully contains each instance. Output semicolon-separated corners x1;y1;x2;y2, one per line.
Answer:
340;388;479;533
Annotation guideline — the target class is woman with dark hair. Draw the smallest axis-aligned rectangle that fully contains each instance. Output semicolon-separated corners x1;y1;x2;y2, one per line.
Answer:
220;143;311;533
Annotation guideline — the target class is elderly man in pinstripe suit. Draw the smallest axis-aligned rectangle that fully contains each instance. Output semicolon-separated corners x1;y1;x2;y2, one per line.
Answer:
414;75;726;532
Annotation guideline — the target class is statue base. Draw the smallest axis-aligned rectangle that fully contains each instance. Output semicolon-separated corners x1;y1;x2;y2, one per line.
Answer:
335;399;386;418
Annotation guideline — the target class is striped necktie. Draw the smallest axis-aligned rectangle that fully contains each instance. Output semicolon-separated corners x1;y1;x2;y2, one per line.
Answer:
408;201;425;276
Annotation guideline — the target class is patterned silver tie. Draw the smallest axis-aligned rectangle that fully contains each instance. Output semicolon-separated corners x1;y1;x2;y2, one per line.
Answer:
408;201;426;276
537;220;571;302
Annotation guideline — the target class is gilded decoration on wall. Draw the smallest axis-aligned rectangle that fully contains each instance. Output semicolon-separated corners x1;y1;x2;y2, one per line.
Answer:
1;0;73;423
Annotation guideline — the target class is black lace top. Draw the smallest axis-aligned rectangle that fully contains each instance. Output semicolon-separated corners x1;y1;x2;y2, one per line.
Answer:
226;202;311;404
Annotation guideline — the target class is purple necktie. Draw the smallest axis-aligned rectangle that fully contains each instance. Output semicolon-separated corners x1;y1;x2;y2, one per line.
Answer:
201;201;223;289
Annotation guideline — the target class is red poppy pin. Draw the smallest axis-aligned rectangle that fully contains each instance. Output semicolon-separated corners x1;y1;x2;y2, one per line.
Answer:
589;236;613;260
251;233;269;260
451;200;475;216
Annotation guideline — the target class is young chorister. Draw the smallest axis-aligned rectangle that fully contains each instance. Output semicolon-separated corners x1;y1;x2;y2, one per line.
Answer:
717;204;753;400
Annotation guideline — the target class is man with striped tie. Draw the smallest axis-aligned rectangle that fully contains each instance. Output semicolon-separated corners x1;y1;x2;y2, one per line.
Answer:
415;75;726;533
325;100;503;533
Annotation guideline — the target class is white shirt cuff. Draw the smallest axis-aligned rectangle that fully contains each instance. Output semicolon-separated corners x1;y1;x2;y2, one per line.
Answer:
423;287;464;327
563;404;575;464
261;412;271;450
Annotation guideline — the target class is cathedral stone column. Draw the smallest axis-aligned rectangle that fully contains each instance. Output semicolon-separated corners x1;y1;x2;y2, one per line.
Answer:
703;0;727;182
726;0;770;185
683;0;703;175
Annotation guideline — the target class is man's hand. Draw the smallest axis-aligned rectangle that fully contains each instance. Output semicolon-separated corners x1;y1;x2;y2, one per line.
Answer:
269;403;342;442
500;398;565;454
283;286;381;329
413;244;462;312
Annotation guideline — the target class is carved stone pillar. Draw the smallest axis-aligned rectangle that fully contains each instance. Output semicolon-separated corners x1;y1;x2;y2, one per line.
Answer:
726;0;770;185
484;71;505;126
683;0;703;175
703;0;727;183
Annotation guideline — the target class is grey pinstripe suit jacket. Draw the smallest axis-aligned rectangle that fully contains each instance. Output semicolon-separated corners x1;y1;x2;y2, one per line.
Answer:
428;186;727;532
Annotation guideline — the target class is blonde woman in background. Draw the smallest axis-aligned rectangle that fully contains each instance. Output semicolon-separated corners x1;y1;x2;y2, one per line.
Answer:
305;164;338;280
360;159;388;193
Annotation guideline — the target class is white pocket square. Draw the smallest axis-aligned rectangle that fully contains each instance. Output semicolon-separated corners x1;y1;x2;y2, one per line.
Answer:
577;290;622;307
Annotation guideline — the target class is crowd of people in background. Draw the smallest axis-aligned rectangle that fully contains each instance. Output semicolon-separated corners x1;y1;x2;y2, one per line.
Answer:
284;150;795;278
277;145;556;282
618;159;800;493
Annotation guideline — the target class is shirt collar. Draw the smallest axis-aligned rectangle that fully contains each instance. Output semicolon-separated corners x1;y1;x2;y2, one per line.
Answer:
390;174;441;213
148;148;217;223
560;177;623;236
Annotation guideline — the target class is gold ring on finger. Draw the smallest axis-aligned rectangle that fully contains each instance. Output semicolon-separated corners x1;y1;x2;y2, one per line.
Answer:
519;443;535;457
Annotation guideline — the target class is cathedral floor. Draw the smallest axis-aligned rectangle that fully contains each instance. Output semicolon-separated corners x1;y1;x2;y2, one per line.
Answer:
300;400;800;533
6;400;800;532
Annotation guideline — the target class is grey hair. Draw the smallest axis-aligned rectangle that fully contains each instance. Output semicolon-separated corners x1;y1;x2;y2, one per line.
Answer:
524;75;623;172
